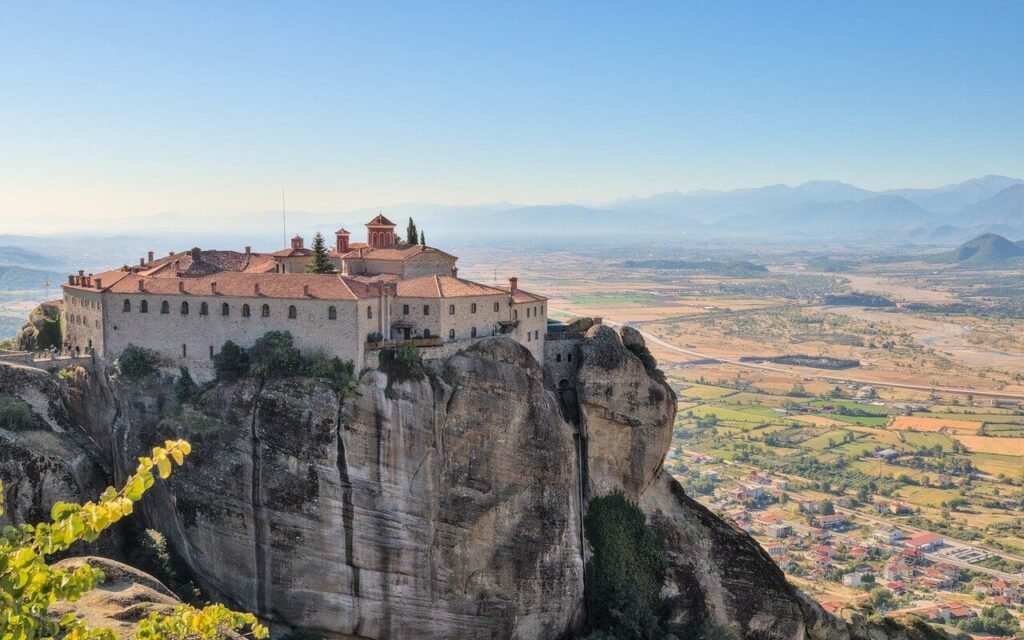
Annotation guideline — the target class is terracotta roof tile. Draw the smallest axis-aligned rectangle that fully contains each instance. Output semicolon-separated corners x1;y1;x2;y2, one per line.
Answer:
99;272;372;300
395;275;507;299
366;213;395;226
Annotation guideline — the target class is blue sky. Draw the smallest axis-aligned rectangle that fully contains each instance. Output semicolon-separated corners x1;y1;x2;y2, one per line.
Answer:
1;1;1023;227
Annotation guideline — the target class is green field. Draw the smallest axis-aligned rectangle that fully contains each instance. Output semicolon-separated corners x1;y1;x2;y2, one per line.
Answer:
680;385;739;400
899;432;955;450
799;430;855;451
825;413;889;427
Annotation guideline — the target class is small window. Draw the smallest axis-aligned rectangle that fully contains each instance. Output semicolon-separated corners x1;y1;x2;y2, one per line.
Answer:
448;329;455;339
209;345;214;359
367;306;373;319
527;307;531;318
513;309;518;320
262;304;270;318
527;332;531;342
123;299;131;312
329;306;337;320
534;330;539;340
423;305;430;316
140;300;148;313
494;302;500;312
288;305;297;319
471;327;477;338
200;302;209;316
182;344;187;358
556;354;562;362
423;329;431;338
403;304;410;315
181;301;189;315
449;304;455;315
222;303;230;316
471;303;477;314
567;353;572;362
161;301;170;314
242;304;251;318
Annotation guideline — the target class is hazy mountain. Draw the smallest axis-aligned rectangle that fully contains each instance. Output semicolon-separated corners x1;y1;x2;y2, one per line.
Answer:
0;266;67;291
927;233;1024;266
610;180;875;223
888;175;1024;213
0;246;61;268
722;195;931;236
449;204;703;238
953;184;1024;227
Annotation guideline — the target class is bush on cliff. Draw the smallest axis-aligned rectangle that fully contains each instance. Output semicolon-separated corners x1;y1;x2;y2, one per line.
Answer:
173;366;199;402
114;344;160;381
248;330;303;377
0;394;39;431
213;340;250;381
15;304;62;351
583;492;675;640
307;351;358;398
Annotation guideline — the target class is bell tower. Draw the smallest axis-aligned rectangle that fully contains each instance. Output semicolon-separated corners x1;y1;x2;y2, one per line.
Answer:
335;228;350;253
366;213;396;248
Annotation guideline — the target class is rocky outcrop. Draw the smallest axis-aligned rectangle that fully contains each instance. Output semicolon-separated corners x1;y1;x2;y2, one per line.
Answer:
3;322;948;640
74;338;583;640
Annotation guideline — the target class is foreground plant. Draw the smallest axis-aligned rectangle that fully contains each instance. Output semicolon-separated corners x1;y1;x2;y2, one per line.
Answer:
0;439;268;640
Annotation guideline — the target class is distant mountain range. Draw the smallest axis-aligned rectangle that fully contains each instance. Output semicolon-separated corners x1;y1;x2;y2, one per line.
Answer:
0;266;66;291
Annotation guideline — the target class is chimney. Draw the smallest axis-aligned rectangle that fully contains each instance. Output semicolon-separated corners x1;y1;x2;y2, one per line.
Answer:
68;275;75;285
303;284;310;297
244;245;251;256
508;277;518;291
174;259;180;272
78;269;85;278
210;281;217;294
147;251;154;263
254;283;261;295
178;280;185;293
138;280;145;292
139;257;145;266
451;266;458;278
191;247;201;261
169;251;175;256
94;278;102;289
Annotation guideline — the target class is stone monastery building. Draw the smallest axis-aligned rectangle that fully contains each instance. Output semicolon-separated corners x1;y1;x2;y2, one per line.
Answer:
62;214;547;377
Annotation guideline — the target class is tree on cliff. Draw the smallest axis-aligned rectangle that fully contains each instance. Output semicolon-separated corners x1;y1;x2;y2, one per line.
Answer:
406;217;419;245
305;232;333;274
0;440;268;640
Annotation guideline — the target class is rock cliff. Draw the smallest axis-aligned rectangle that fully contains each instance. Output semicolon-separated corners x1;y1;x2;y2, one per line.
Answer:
0;327;949;640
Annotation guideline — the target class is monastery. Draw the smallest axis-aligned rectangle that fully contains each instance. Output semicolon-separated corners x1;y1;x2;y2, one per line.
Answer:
61;214;548;378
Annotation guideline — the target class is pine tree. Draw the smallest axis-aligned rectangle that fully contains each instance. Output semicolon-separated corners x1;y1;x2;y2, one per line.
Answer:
420;230;425;246
406;218;419;245
305;232;333;273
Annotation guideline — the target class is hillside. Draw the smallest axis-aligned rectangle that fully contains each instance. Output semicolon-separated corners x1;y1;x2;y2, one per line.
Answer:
928;233;1024;266
725;195;932;235
0;265;66;290
954;183;1024;227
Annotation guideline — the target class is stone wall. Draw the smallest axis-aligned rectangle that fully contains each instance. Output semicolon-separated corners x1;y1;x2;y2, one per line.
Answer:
63;289;106;355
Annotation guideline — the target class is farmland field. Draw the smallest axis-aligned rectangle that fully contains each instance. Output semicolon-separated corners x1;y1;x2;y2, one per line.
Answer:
890;416;983;432
955;435;1024;456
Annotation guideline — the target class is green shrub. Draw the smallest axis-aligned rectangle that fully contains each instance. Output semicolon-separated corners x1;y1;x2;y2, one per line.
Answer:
213;340;250;381
583;492;672;639
174;366;199;402
248;331;302;377
114;344;160;380
0;394;38;431
306;351;357;398
378;345;426;386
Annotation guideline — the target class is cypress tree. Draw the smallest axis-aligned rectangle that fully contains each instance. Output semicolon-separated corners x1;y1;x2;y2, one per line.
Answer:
420;230;425;246
305;232;333;273
406;218;419;245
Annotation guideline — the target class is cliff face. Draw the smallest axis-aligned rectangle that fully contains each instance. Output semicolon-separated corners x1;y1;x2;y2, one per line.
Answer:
1;327;938;640
71;340;584;640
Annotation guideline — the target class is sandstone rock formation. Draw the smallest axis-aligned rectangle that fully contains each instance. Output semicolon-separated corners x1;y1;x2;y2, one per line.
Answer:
0;324;949;640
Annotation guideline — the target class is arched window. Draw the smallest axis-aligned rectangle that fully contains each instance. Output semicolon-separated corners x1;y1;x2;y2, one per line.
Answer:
449;328;455;339
182;344;187;357
423;329;431;338
161;301;170;314
448;304;455;315
567;353;572;362
471;303;477;314
140;300;148;314
493;302;499;312
329;306;337;320
527;332;531;342
288;305;297;319
402;304;410;315
471;327;477;338
123;299;131;312
200;302;209;316
556;354;562;362
180;301;189;315
367;306;373;319
261;304;270;318
513;309;518;320
242;304;251;318
423;305;430;316
222;303;230;316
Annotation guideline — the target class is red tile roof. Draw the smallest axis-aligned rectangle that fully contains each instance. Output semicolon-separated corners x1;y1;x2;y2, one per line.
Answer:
906;532;942;548
334;244;456;263
101;272;371;300
366;213;395;226
396;275;508;299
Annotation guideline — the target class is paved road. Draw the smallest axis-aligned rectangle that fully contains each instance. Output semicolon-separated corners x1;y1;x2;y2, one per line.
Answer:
552;308;1024;400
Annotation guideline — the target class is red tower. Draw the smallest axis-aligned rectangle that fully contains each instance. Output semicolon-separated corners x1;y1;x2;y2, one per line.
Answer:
335;228;350;253
366;213;396;248
291;235;304;250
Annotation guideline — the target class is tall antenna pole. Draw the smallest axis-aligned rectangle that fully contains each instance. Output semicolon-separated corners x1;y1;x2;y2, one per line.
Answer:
281;188;287;248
